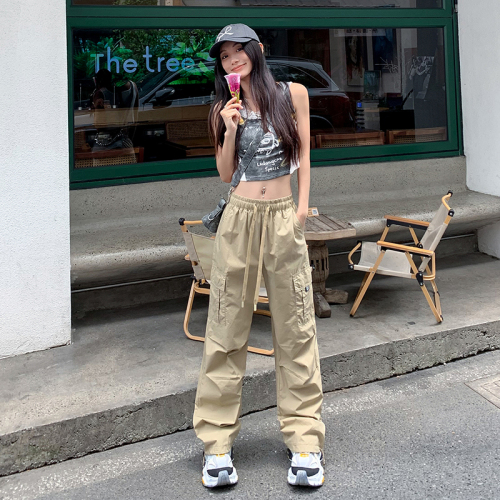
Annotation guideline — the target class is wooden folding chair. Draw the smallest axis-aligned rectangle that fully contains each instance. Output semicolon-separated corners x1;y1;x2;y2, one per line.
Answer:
347;192;454;323
179;218;274;356
74;147;144;168
386;127;447;145
315;131;385;148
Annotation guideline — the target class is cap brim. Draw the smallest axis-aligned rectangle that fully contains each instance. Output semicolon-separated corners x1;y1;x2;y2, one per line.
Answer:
209;37;253;58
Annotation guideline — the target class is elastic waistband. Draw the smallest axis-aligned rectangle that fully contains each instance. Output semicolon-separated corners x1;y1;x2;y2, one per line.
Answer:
229;193;295;212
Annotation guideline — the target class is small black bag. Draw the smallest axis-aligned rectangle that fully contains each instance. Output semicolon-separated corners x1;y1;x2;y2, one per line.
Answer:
202;198;228;233
202;128;264;233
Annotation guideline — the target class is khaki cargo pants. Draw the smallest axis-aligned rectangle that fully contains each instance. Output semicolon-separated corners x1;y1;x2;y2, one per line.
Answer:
193;193;325;454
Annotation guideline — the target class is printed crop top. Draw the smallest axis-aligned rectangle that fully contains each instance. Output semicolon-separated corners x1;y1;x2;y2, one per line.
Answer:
235;82;299;183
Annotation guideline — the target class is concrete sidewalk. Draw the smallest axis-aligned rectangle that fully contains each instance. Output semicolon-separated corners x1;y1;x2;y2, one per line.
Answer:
1;252;500;476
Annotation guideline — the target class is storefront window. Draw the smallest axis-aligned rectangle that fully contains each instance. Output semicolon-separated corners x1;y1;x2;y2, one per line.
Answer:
72;26;447;169
73;0;442;7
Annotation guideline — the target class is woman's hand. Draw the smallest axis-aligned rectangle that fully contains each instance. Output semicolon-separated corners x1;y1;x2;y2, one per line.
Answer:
220;97;243;134
296;208;308;229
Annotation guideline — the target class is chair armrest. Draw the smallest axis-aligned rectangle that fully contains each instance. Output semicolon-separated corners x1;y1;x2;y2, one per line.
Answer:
384;215;430;230
377;241;434;256
179;218;204;226
347;241;362;268
179;218;205;233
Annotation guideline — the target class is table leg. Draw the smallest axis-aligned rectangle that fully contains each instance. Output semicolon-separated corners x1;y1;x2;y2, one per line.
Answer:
308;240;349;315
313;291;331;318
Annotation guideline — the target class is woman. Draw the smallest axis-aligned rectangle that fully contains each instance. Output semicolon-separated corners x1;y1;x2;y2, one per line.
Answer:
346;35;363;86
91;69;135;153
193;24;325;489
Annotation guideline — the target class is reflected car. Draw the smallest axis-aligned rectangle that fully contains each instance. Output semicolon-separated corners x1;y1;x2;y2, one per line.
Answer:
73;57;352;163
137;57;352;131
267;57;353;130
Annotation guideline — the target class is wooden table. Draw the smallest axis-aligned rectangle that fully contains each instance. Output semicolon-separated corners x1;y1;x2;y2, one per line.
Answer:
304;214;356;318
74;147;144;168
165;137;214;157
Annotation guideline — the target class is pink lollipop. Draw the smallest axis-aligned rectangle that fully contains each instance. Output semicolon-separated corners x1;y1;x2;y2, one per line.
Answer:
224;73;241;101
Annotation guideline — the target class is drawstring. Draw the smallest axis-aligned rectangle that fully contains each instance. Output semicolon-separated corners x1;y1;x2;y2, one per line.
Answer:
240;204;270;310
241;205;258;308
230;193;294;311
253;205;270;310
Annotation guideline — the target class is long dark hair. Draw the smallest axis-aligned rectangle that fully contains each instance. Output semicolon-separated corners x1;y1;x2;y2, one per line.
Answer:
209;40;301;170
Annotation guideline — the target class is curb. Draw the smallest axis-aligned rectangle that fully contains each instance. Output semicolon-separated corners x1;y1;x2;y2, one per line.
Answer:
1;320;499;477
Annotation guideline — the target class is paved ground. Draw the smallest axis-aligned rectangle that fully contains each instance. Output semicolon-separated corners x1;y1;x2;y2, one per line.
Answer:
2;349;500;500
2;252;500;477
2;253;499;437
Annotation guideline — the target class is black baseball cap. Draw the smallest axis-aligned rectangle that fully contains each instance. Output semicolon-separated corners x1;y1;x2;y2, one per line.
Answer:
209;24;261;58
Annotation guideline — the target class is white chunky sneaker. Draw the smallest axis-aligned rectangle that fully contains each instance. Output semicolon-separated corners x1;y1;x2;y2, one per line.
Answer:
287;449;325;487
202;450;238;488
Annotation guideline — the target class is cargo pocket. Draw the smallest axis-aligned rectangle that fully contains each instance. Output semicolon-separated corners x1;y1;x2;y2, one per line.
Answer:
208;266;226;326
292;265;314;329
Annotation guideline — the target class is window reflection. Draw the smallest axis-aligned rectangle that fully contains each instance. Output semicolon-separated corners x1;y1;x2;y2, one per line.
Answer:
72;26;447;169
74;0;442;7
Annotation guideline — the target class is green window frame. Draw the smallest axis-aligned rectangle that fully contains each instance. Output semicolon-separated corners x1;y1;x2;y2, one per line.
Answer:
67;0;462;189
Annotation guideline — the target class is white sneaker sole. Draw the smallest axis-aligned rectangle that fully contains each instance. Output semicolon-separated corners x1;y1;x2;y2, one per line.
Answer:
202;469;238;488
287;467;324;487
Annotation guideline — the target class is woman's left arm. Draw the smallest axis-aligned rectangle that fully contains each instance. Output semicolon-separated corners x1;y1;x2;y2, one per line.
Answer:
289;83;310;228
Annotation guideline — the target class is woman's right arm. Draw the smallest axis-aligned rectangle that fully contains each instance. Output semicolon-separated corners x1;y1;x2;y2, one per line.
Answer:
92;89;104;110
214;97;242;183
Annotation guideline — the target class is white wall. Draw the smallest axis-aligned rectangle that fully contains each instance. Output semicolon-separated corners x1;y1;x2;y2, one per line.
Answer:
0;0;71;357
478;223;500;259
459;0;500;256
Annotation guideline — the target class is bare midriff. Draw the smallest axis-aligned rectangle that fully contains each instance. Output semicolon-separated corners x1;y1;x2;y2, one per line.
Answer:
233;173;292;200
